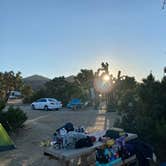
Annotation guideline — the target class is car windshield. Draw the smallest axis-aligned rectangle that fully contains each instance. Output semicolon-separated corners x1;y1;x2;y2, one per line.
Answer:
48;99;57;102
36;98;46;102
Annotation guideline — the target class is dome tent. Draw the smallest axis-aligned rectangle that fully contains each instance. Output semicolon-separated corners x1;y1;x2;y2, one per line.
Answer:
0;123;15;152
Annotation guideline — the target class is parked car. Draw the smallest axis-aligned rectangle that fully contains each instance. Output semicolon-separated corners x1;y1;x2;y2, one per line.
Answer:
31;98;62;111
67;98;83;109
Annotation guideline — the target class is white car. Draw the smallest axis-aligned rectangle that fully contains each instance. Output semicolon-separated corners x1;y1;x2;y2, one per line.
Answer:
31;98;62;111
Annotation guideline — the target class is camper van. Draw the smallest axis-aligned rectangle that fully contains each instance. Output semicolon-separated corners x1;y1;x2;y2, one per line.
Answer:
9;91;22;99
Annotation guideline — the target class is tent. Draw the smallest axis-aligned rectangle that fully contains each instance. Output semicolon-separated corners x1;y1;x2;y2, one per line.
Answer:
0;123;15;152
67;98;83;109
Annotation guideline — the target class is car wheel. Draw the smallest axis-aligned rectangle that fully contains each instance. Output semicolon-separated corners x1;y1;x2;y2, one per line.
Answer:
44;106;48;111
32;105;35;110
55;108;59;111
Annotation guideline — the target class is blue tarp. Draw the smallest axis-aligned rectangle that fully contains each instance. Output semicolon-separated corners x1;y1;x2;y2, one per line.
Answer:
67;98;82;108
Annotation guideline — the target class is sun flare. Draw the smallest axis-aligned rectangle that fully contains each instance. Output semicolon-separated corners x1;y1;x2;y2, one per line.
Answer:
102;74;110;81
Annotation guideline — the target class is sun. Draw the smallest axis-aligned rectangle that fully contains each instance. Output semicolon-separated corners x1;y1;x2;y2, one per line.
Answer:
102;74;110;82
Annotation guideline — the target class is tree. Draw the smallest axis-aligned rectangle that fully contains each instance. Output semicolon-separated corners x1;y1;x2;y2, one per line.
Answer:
114;73;166;162
31;77;86;105
112;76;137;109
75;69;94;99
0;71;23;102
21;85;33;97
21;85;33;103
96;62;109;77
0;71;27;132
94;62;114;109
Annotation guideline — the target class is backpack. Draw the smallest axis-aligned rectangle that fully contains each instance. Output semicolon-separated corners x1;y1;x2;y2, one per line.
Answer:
56;122;74;132
75;136;93;149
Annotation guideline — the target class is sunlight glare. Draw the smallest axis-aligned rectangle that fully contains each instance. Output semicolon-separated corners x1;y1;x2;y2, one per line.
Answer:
102;74;110;81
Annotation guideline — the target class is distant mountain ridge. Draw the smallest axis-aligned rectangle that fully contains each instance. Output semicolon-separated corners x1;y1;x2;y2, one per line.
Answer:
23;74;75;91
65;75;75;83
23;75;50;91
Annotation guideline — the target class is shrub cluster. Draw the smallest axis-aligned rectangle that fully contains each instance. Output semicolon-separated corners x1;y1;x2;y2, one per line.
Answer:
0;105;27;132
113;74;166;162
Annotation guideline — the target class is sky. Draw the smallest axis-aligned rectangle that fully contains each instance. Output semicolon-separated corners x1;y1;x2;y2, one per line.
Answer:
0;0;166;81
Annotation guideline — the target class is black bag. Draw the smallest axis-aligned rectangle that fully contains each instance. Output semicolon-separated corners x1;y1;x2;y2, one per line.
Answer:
103;129;120;139
75;136;93;149
56;122;74;132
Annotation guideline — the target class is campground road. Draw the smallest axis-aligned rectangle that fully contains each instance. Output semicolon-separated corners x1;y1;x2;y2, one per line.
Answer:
0;105;119;166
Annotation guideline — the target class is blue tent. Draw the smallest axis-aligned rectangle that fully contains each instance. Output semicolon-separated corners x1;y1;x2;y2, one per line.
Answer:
67;98;83;109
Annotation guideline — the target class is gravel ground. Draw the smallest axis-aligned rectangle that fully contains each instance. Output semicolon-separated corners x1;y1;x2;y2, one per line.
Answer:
0;105;119;166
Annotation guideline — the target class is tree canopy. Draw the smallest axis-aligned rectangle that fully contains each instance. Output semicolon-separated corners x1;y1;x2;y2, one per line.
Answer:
114;73;166;162
0;71;23;101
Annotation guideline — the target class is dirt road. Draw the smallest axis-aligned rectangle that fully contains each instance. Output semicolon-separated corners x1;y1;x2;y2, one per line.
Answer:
0;105;118;166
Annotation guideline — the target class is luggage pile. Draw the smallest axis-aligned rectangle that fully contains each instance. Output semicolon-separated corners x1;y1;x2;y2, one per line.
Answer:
51;122;96;149
96;129;128;165
45;123;157;166
95;129;157;166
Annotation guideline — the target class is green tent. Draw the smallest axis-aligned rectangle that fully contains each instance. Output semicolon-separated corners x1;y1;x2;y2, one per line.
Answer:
0;123;15;152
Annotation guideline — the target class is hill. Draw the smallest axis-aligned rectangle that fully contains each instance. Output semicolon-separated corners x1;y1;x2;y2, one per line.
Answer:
23;75;50;91
65;75;75;83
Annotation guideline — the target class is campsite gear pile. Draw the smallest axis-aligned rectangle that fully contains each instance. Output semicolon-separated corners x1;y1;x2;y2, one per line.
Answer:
96;129;128;166
51;122;95;149
49;123;156;166
96;129;157;166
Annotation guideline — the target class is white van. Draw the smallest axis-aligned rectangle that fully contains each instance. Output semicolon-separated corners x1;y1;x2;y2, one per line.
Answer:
9;91;22;99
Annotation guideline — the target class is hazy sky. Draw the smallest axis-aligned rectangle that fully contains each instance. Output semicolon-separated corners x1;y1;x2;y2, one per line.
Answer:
0;0;166;80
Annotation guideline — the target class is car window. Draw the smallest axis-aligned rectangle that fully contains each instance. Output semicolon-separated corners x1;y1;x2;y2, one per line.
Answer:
37;99;46;102
37;99;42;102
48;99;57;102
41;99;47;102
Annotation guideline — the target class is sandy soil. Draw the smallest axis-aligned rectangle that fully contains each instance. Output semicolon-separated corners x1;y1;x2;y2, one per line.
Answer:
0;105;119;166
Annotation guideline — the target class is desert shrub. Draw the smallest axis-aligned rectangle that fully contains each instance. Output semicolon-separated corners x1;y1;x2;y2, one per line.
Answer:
0;106;27;132
23;88;47;104
27;77;88;106
0;100;6;111
23;96;33;103
107;103;116;112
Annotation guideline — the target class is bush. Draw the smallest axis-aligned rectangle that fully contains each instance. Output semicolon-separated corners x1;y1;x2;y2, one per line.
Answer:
107;104;116;112
0;106;27;132
23;88;47;104
23;96;33;104
0;100;6;111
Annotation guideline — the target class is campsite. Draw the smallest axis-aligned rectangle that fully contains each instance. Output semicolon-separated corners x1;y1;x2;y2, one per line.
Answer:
0;64;166;165
1;0;166;165
0;105;118;166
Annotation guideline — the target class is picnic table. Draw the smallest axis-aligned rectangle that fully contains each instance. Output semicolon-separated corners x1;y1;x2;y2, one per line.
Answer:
44;130;138;166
